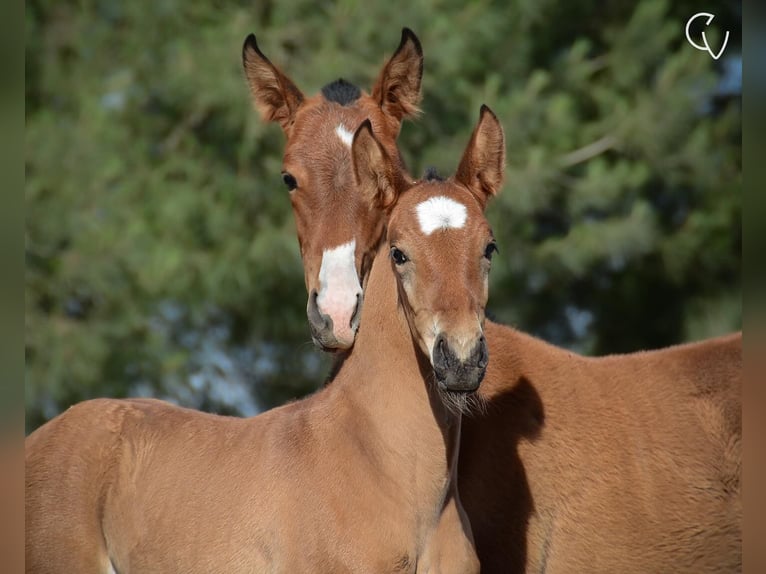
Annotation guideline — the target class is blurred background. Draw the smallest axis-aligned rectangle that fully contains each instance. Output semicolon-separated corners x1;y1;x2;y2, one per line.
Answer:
25;0;741;432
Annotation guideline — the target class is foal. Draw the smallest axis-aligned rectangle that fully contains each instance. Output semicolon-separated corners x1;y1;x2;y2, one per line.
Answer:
242;28;422;351
242;37;742;573
25;115;506;573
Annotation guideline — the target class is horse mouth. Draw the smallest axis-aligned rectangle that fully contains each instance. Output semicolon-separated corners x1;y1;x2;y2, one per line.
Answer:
434;365;486;394
434;378;486;416
311;337;350;354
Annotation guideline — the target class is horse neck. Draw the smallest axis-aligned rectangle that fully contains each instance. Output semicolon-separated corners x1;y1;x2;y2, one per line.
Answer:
330;241;463;498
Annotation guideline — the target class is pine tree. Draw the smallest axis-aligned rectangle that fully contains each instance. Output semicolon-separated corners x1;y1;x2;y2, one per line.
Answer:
25;0;741;430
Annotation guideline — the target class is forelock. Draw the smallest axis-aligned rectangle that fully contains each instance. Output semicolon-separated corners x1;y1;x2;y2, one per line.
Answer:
321;79;362;106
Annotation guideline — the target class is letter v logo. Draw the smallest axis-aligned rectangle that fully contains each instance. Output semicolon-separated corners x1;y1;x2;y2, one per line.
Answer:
685;13;730;60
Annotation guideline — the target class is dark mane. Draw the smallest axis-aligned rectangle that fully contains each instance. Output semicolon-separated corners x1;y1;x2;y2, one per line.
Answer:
423;166;444;182
321;79;361;106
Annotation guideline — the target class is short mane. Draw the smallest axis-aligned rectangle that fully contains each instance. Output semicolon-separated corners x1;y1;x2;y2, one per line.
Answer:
423;166;444;182
321;79;362;106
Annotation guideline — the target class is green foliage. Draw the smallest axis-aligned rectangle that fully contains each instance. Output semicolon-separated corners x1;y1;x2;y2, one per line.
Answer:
26;0;741;431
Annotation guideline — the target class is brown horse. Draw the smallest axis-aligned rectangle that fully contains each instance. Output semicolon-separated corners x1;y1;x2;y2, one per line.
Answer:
243;28;422;351
25;113;507;573
242;35;742;573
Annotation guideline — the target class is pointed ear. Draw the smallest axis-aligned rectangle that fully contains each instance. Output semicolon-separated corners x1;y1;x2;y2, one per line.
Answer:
352;120;399;210
370;28;423;125
242;34;304;133
455;105;505;208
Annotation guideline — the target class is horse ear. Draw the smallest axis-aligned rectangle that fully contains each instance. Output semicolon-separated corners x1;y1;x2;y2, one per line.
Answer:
370;28;423;125
455;105;505;208
352;120;398;210
242;34;304;133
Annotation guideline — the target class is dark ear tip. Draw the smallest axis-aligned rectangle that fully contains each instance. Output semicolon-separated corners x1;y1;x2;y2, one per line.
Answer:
353;119;374;143
400;28;423;55
242;33;264;60
243;33;257;51
479;104;497;119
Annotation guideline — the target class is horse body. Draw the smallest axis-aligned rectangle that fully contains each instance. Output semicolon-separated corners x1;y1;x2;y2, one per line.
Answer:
461;326;741;573
25;114;508;573
25;249;472;573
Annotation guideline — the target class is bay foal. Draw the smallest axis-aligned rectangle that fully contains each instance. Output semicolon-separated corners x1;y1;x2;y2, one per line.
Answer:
243;28;422;351
243;37;742;572
25;117;506;573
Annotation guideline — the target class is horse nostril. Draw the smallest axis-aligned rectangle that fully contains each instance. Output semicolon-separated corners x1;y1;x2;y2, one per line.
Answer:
308;290;318;312
477;336;489;369
433;334;447;365
349;292;363;331
307;290;331;330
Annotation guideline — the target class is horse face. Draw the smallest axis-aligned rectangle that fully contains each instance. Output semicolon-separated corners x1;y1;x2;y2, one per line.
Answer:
243;30;422;350
351;106;505;409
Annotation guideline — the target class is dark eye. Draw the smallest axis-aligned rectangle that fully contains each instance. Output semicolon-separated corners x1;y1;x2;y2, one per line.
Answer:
282;172;297;191
390;247;408;266
484;241;498;261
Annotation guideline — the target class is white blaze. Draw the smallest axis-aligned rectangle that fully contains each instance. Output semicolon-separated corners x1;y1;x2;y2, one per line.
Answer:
416;196;468;235
317;240;362;342
335;124;354;148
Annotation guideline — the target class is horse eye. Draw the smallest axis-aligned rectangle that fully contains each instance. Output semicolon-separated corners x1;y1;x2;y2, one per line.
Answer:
484;242;498;260
390;247;409;266
282;172;297;191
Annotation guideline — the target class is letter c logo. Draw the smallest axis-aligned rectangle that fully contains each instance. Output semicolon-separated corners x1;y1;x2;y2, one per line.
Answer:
685;13;730;60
